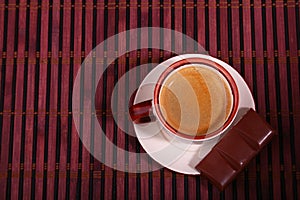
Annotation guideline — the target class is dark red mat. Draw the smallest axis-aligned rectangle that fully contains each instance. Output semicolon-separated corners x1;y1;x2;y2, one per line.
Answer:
0;0;299;199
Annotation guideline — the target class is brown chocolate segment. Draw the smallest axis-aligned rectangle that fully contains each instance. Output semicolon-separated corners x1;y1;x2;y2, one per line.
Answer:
195;109;276;190
234;109;276;148
215;129;257;168
197;150;237;190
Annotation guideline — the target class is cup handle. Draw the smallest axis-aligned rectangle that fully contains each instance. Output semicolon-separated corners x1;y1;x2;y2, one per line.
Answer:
129;100;156;124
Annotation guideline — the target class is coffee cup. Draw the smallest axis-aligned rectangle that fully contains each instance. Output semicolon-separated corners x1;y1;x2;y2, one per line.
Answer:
129;56;239;142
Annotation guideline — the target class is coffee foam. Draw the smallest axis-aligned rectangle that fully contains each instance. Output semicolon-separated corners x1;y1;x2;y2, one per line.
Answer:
159;65;232;136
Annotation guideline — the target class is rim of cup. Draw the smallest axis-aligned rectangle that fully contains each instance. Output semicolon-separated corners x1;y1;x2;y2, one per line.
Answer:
153;57;240;141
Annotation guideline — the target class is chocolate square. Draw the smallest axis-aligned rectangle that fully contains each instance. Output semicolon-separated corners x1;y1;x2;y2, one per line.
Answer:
196;150;237;190
215;129;257;169
234;109;275;148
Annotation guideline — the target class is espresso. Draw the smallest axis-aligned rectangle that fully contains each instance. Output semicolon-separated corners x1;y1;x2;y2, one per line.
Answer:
159;65;232;136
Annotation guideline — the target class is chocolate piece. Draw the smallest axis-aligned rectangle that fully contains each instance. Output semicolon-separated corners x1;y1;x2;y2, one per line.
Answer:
195;109;276;190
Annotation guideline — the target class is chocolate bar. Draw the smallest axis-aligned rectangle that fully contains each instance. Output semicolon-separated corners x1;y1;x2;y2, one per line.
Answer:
195;109;276;190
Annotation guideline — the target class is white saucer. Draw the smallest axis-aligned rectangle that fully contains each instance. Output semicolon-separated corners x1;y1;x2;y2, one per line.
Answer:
133;54;255;175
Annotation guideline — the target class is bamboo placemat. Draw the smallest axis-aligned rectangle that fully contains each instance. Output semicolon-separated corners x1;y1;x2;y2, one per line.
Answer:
0;0;299;199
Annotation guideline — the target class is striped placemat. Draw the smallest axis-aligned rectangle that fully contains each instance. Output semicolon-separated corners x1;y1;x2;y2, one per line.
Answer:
0;0;299;199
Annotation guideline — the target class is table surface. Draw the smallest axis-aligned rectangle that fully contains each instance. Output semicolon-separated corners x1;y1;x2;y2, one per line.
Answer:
0;0;299;199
